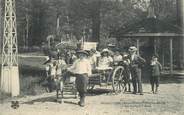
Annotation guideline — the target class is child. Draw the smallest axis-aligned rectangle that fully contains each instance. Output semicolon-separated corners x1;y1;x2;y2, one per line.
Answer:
47;61;57;92
113;50;123;65
55;54;67;92
150;55;162;94
121;53;131;92
97;49;113;70
56;54;67;78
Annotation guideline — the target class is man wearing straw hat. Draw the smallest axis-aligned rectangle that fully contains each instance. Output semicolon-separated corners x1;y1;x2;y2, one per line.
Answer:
67;50;92;107
128;46;146;95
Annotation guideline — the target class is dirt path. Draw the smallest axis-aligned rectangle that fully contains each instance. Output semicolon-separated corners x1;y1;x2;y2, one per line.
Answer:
0;83;184;115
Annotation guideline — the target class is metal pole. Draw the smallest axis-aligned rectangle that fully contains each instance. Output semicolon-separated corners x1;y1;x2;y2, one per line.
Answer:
1;0;20;96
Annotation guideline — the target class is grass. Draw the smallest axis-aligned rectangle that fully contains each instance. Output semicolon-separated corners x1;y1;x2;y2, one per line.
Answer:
19;56;47;95
0;54;48;102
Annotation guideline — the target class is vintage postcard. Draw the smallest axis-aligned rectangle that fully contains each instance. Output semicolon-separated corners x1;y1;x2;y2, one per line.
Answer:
0;0;184;115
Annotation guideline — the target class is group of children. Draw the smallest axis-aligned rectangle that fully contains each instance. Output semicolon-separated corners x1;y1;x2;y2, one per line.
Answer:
44;47;162;107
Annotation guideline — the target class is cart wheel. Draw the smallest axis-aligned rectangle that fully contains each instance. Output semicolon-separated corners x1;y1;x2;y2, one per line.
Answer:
112;66;124;94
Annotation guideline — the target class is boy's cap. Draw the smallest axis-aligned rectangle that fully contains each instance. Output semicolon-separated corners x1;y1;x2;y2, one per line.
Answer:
152;54;159;58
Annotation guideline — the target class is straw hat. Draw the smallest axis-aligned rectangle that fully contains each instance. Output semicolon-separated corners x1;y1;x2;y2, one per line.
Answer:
101;48;110;53
128;46;137;52
76;50;89;56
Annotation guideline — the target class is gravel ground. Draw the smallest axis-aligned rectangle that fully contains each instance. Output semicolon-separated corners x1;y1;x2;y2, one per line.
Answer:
1;77;184;115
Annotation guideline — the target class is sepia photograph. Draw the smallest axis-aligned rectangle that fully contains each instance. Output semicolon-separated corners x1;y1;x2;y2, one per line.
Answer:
0;0;184;115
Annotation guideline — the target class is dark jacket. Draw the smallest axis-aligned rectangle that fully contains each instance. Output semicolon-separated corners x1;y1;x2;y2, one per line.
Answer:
129;54;146;70
150;61;162;76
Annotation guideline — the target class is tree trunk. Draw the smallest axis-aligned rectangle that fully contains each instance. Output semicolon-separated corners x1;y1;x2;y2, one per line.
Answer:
177;0;183;26
56;14;60;42
91;0;101;43
25;14;29;47
0;0;2;52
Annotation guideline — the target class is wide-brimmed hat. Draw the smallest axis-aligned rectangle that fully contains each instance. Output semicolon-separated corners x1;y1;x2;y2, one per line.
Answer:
122;52;128;57
101;48;110;54
76;50;89;56
128;46;137;52
90;48;96;53
152;54;159;58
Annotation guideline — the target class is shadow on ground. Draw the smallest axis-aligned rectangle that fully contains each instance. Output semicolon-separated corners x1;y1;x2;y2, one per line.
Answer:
87;88;112;95
22;88;112;105
142;69;184;84
23;96;57;105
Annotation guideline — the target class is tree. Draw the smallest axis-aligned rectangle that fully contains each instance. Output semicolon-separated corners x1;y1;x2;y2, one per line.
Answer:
1;0;179;51
0;0;2;51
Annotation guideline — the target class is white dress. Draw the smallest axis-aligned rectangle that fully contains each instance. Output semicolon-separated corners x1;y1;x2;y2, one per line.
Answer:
97;56;113;70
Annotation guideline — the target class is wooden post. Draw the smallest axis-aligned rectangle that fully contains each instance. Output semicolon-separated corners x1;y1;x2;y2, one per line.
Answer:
136;39;140;55
162;46;165;68
170;38;173;74
154;38;157;54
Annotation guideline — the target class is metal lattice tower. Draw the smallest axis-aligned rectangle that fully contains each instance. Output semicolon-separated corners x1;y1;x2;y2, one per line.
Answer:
1;0;19;96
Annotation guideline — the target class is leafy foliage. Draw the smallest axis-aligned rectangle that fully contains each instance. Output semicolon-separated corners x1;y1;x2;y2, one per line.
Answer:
0;0;178;47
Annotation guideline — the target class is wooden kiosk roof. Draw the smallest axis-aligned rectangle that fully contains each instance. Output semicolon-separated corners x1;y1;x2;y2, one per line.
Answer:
113;18;183;38
113;18;184;74
121;33;184;37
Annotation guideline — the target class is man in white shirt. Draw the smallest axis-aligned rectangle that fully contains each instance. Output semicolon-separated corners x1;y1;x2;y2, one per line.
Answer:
67;50;92;107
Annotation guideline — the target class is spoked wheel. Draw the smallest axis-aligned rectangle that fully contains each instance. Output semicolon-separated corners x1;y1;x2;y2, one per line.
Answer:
112;66;125;94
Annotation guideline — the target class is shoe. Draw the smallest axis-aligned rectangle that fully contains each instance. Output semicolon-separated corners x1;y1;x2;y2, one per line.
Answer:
78;97;85;107
155;87;158;94
132;92;136;94
79;102;85;107
78;101;81;105
140;93;143;95
125;87;127;92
